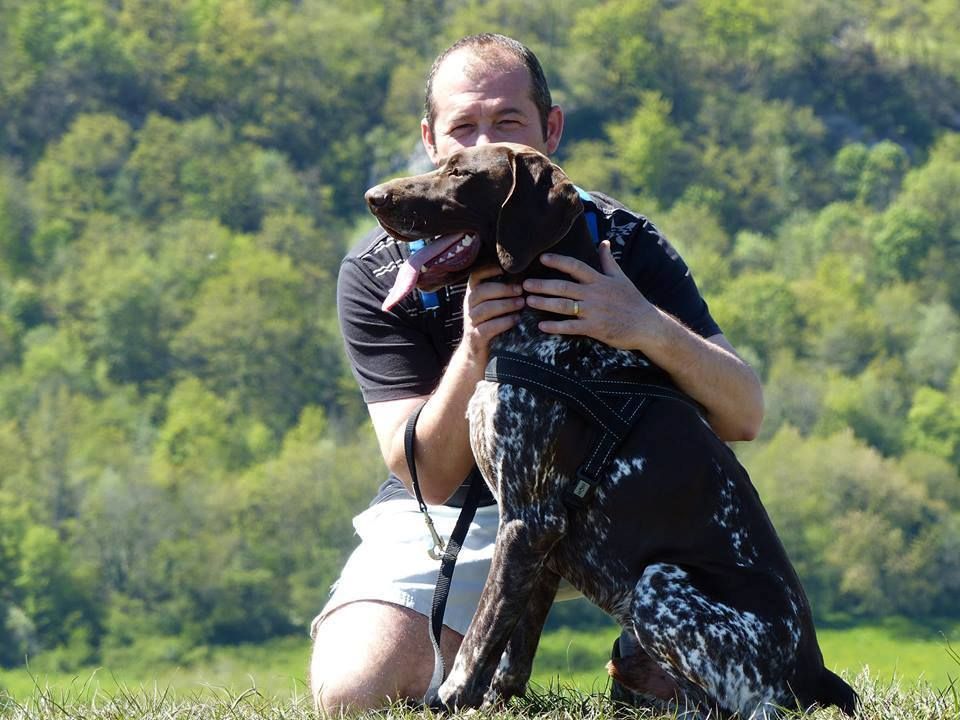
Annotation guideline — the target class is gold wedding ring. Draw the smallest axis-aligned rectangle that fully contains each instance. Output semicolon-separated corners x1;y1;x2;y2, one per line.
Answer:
572;300;580;317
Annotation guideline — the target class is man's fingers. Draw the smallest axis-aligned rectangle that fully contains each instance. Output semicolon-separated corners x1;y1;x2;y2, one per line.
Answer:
598;240;626;278
521;277;583;298
467;265;522;305
525;295;583;316
469;296;525;324
536;318;583;335
469;264;508;283
538;252;599;282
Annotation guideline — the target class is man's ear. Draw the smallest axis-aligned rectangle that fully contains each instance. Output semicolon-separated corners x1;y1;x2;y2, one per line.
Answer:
495;150;583;274
421;118;441;166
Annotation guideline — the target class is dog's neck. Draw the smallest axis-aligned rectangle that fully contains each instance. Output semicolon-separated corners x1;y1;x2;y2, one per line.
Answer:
519;212;601;283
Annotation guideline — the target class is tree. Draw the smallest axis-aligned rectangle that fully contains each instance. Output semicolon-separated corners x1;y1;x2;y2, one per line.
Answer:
0;0;138;163
695;95;828;233
904;386;960;465
814;360;910;456
122;114;264;231
609;92;696;205
858;140;909;209
16;525;96;650
28;113;132;252
904;302;960;390
170;246;343;433
795;256;880;375
0;163;35;275
151;377;249;487
872;204;938;282
564;0;690;124
709;271;802;375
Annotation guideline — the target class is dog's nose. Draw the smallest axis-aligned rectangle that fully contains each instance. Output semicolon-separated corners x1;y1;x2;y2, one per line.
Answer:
365;186;390;208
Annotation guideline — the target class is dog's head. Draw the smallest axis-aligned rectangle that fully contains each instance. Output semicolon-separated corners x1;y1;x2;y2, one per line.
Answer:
365;143;583;311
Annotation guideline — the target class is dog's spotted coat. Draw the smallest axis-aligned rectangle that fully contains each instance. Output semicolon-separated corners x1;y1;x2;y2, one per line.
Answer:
364;143;858;718
438;314;816;717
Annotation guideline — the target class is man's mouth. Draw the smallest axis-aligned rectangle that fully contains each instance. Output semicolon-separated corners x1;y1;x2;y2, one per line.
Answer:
382;232;480;311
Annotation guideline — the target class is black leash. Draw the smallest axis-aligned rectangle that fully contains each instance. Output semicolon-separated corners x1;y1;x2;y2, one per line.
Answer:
404;401;485;702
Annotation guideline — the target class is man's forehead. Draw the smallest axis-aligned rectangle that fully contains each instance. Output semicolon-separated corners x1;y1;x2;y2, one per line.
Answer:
433;51;532;102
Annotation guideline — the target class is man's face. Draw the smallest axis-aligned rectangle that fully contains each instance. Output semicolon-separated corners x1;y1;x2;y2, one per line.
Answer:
421;50;563;166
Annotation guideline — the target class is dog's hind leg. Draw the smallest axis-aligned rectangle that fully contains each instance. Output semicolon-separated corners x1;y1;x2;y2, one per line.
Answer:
631;563;801;718
485;567;561;705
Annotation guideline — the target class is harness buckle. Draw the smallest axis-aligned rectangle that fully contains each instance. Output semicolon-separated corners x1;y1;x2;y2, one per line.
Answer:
563;469;597;510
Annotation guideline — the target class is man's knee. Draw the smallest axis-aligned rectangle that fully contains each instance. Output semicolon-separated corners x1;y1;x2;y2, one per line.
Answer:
309;606;393;714
308;601;463;713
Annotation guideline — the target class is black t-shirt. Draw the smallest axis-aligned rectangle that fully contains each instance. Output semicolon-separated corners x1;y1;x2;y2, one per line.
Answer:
337;191;721;505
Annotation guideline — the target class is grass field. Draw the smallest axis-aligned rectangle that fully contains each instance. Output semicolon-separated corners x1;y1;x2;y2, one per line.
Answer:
0;621;960;720
530;620;960;693
1;620;957;712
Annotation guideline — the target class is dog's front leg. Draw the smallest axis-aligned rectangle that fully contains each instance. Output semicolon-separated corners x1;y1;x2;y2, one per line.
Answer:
437;516;562;710
485;567;561;705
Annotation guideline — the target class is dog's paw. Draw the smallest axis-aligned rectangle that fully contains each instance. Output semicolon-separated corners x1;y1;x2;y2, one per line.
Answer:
437;683;484;712
485;673;526;708
424;688;446;712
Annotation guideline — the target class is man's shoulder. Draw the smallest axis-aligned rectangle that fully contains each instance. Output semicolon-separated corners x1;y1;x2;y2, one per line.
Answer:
583;190;668;251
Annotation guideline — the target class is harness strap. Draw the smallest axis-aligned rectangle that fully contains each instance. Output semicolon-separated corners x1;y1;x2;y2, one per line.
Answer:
484;351;701;509
404;401;485;704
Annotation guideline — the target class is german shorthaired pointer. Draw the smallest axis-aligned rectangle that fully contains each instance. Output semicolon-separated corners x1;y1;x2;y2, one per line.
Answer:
365;143;858;718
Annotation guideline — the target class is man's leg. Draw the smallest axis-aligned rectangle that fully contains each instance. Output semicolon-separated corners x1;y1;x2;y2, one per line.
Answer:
309;600;463;714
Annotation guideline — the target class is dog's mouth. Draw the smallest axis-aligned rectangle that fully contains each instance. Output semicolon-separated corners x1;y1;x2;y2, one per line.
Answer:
382;231;481;311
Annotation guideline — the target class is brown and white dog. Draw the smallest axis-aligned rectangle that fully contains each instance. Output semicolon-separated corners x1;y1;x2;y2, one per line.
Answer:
365;143;858;718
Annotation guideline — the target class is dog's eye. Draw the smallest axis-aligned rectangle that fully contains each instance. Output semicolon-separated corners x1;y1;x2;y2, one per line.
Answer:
449;167;467;177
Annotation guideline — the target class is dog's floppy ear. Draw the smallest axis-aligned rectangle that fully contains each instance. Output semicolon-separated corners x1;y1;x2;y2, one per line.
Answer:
495;149;583;274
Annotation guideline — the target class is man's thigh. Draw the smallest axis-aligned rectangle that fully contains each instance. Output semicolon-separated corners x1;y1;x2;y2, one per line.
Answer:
309;600;463;713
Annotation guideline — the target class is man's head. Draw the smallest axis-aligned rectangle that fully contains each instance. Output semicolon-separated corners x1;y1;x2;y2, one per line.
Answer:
421;34;563;165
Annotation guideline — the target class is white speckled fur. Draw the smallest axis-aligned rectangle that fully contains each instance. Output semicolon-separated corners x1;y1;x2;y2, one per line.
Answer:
440;314;831;718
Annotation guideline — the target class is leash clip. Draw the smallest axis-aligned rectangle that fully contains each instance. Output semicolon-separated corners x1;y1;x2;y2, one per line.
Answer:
423;512;446;560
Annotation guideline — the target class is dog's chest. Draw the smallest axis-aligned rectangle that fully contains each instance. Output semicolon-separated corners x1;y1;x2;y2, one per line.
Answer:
467;313;649;486
466;314;650;572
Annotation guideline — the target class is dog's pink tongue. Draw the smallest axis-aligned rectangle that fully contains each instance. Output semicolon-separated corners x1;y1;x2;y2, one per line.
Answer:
381;232;465;311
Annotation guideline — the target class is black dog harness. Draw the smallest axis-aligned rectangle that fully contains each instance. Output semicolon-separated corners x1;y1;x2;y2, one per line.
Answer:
405;349;701;703
484;351;702;509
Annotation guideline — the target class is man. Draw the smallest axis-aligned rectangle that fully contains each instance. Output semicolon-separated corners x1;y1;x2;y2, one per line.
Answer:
309;33;763;713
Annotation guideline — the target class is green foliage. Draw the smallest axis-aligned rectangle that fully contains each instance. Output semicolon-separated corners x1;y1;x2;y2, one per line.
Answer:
0;0;959;670
710;272;802;375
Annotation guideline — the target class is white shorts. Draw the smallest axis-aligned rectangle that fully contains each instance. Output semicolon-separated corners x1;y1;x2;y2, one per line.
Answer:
310;498;501;638
310;497;580;638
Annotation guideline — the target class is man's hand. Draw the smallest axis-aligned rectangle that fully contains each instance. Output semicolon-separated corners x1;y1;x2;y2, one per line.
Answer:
522;240;764;442
461;265;525;361
522;240;660;348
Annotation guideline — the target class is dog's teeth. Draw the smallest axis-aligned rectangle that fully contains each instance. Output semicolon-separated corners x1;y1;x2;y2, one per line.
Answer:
462;234;474;247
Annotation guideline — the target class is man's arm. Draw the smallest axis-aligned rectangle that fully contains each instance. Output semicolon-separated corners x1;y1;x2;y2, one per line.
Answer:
367;266;525;505
523;241;763;442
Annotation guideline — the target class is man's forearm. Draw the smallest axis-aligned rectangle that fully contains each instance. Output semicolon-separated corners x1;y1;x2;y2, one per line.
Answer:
386;341;486;504
640;310;764;442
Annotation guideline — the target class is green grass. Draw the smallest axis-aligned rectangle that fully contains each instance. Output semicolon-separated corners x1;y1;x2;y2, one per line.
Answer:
529;619;960;693
1;621;958;718
0;636;310;700
0;672;956;720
